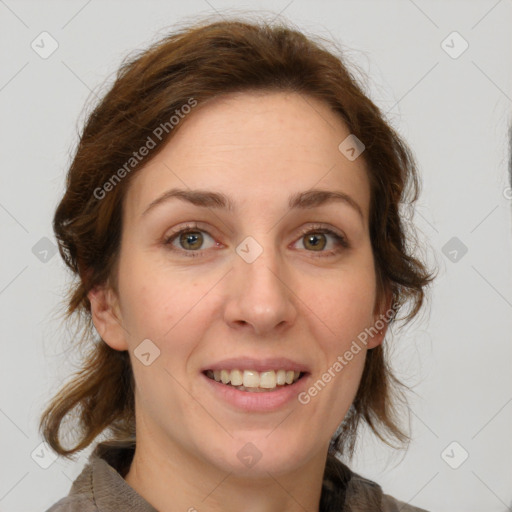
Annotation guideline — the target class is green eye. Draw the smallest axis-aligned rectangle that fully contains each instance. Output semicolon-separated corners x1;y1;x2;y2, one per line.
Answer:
178;231;204;251
164;223;349;259
295;227;349;256
303;232;327;251
163;223;217;258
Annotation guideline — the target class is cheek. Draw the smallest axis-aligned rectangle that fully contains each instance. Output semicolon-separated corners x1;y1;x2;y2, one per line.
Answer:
117;254;213;343
302;270;377;409
305;270;377;347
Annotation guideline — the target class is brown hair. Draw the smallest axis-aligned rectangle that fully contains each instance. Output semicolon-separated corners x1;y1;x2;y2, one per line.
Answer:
40;16;433;458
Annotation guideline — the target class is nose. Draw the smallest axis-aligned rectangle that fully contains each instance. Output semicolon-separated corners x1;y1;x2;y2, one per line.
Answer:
223;244;298;336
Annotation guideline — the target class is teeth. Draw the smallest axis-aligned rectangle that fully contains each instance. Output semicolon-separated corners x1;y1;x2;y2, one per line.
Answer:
230;369;243;386
207;369;302;390
259;371;276;389
243;370;259;388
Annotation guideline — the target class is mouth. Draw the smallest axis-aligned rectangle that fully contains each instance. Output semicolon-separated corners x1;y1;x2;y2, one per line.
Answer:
203;369;306;393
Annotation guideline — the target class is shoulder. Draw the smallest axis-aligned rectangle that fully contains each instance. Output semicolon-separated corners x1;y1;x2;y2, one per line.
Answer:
381;493;430;512
45;495;97;512
44;441;155;512
44;461;97;512
347;472;430;511
326;455;430;512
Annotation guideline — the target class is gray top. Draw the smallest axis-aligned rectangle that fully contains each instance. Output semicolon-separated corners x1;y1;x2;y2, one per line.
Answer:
45;441;429;512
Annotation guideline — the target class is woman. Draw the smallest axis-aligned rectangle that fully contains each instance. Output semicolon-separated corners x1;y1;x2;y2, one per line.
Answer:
42;17;433;512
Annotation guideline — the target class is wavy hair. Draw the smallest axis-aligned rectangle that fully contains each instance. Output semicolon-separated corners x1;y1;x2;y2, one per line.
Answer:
40;16;433;458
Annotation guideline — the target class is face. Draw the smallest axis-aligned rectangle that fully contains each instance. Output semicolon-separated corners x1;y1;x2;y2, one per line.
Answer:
90;91;387;477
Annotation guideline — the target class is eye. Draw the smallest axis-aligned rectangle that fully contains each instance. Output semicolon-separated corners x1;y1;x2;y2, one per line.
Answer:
293;226;349;257
163;223;218;257
163;222;349;259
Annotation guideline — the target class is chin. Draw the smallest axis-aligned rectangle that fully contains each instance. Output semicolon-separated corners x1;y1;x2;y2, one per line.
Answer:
199;429;320;479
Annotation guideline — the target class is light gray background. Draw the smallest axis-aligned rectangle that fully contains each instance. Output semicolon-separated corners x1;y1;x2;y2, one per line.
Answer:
1;1;511;511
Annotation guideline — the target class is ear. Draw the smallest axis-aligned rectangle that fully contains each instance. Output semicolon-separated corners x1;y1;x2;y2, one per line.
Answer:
366;291;394;350
88;285;129;351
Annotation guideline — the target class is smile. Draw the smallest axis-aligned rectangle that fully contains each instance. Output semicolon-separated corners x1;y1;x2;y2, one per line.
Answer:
204;369;304;392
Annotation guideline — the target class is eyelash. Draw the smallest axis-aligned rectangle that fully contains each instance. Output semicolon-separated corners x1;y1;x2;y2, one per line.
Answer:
163;222;349;259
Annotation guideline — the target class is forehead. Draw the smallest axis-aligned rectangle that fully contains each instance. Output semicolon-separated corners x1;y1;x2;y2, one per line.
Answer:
124;91;370;221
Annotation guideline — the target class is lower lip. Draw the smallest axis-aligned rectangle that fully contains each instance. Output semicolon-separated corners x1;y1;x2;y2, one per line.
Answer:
201;373;309;412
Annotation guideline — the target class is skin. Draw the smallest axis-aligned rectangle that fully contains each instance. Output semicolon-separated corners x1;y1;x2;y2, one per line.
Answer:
89;91;390;512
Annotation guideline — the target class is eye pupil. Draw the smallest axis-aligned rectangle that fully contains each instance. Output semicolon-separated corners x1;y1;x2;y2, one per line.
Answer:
180;231;203;250
305;233;326;251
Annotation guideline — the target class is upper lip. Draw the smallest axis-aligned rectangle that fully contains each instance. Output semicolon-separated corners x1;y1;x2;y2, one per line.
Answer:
202;357;310;373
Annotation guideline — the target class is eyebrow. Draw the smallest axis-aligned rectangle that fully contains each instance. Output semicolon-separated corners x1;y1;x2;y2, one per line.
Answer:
141;187;364;219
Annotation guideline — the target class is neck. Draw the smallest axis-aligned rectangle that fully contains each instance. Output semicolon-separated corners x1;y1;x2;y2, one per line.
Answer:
125;427;327;512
